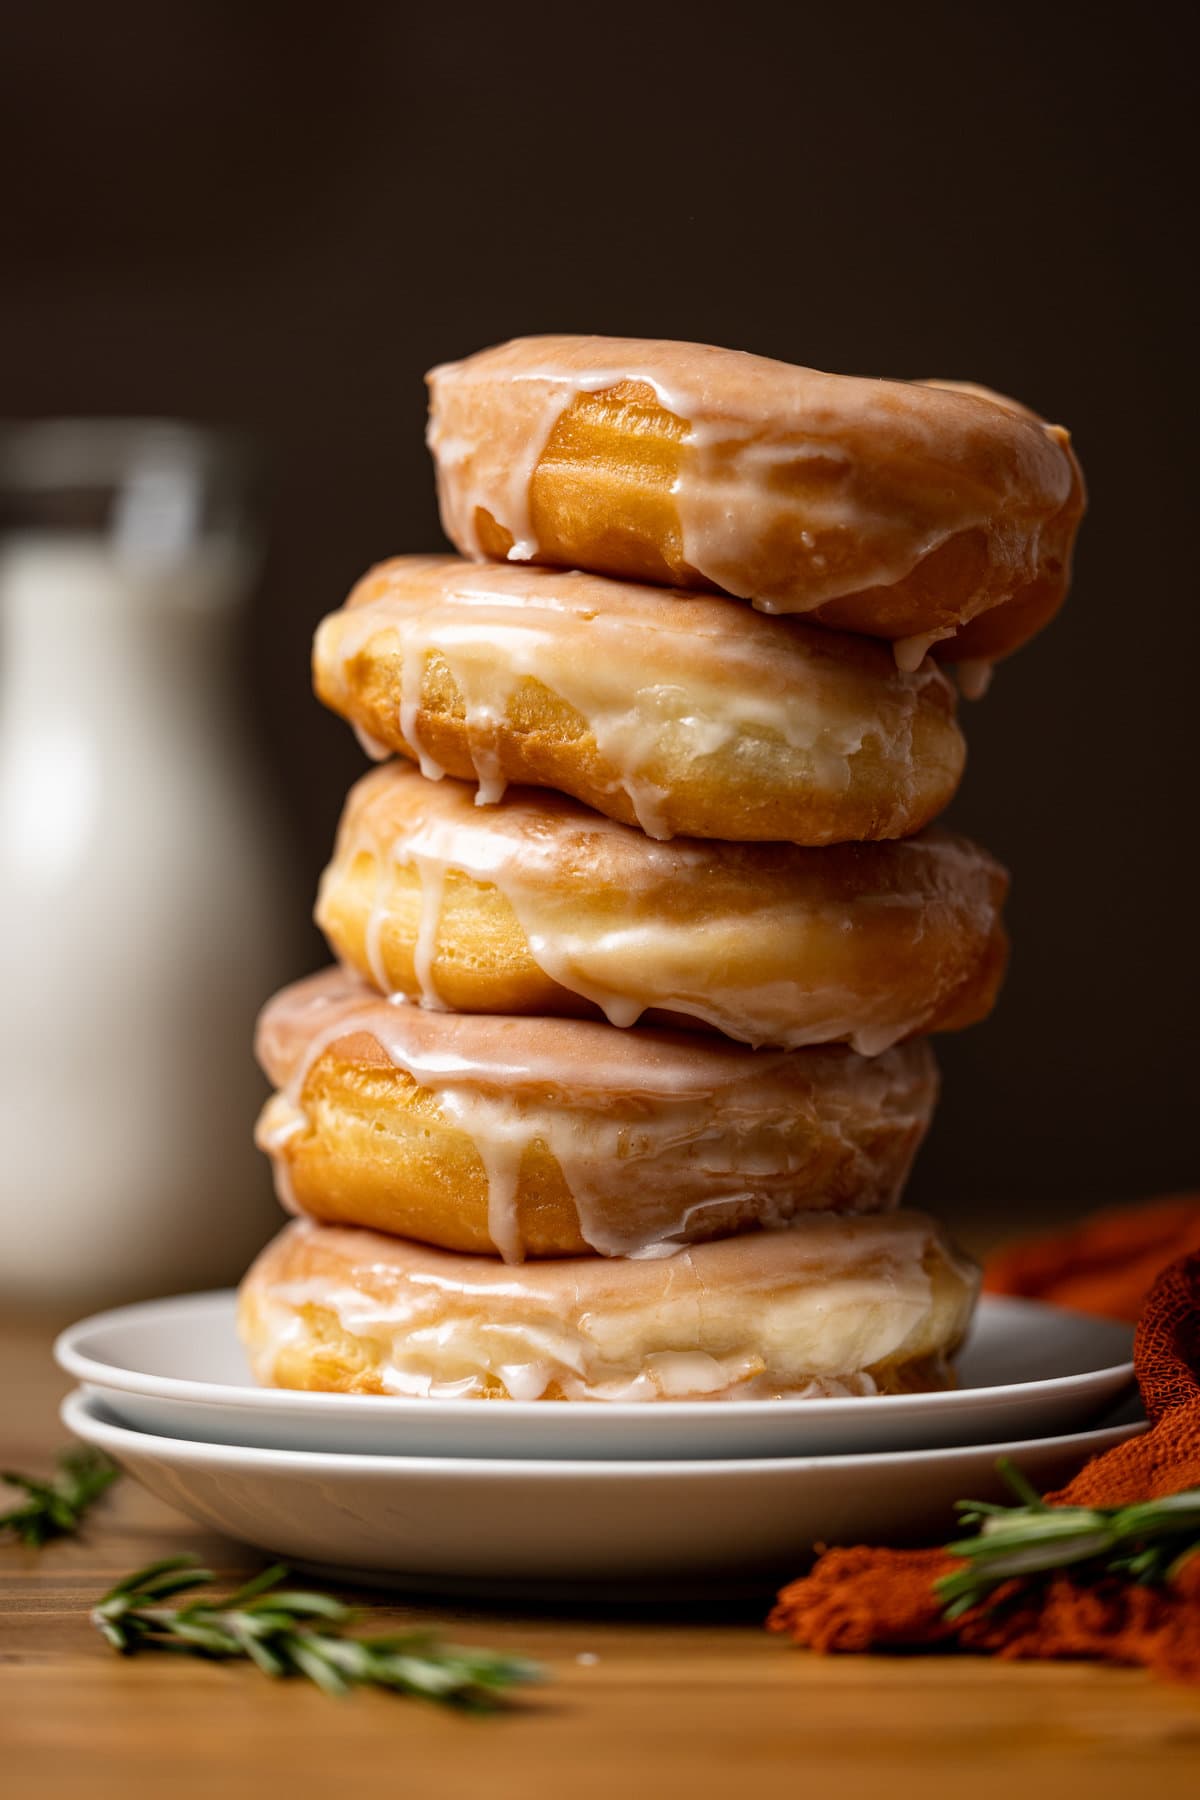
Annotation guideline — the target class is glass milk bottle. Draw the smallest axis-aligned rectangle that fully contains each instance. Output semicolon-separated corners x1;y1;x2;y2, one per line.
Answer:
0;422;296;1303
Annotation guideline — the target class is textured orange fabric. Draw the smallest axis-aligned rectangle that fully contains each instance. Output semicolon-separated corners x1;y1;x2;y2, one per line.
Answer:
1050;1249;1200;1506
984;1195;1200;1323
769;1229;1200;1680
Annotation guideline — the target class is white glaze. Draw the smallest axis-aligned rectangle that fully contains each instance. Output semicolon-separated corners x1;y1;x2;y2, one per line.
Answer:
352;722;392;763
255;1094;305;1217
893;627;958;673
955;657;995;701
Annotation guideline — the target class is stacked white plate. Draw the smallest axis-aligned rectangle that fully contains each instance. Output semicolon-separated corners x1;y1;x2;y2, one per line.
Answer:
59;1292;1142;1598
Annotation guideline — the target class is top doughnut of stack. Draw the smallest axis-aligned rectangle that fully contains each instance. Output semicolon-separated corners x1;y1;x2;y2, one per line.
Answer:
426;334;1084;673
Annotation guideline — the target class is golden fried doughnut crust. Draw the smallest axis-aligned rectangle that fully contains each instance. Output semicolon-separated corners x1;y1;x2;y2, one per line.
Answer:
238;1214;979;1401
254;969;939;1261
426;336;1084;670
312;557;965;844
316;763;1008;1053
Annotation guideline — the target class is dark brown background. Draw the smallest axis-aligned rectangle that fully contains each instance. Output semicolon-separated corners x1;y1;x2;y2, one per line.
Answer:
2;2;1195;1239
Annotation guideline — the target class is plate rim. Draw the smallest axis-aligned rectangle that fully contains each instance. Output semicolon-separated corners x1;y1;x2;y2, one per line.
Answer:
54;1287;1135;1422
61;1387;1146;1479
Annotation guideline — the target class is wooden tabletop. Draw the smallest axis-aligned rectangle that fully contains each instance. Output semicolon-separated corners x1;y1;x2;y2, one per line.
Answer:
4;1311;1200;1799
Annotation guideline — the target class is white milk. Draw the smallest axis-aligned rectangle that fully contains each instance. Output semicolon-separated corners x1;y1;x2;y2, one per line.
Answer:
0;433;296;1301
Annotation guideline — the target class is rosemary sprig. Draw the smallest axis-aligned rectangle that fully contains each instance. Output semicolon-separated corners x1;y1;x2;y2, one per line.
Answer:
91;1557;544;1708
1;1449;118;1546
935;1458;1200;1620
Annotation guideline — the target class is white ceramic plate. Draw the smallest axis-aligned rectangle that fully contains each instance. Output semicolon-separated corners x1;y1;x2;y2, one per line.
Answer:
63;1389;1145;1595
56;1290;1134;1461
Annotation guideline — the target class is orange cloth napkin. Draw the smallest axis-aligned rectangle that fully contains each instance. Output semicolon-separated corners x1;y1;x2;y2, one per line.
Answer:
984;1194;1200;1324
769;1199;1200;1680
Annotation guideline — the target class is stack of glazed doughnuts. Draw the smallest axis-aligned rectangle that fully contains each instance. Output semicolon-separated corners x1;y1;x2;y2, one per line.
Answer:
239;334;1084;1405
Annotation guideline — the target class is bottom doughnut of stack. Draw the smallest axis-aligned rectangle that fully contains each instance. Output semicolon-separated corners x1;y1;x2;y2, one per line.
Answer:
239;1214;979;1403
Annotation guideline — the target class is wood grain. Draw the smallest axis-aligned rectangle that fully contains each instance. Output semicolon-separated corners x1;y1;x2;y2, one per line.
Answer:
3;1311;1199;1798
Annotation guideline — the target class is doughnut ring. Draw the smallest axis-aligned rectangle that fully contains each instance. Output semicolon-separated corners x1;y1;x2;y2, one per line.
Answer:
238;1214;980;1401
254;969;940;1262
426;336;1084;671
316;763;1009;1053
312;556;965;844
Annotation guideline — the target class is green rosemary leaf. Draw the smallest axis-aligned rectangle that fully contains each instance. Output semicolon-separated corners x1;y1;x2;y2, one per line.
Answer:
286;1638;353;1697
101;1555;206;1600
237;1631;288;1678
128;1570;218;1605
96;1617;130;1653
251;1591;355;1621
2;1474;55;1503
222;1564;290;1608
938;1589;985;1623
1112;1493;1200;1540
90;1557;544;1708
935;1465;1200;1619
996;1457;1050;1510
1;1449;118;1546
170;1618;243;1655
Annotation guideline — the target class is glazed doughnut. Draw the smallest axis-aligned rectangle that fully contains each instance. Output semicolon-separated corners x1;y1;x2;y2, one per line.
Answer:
316;763;1009;1053
254;969;939;1261
238;1214;980;1401
312;556;964;844
426;335;1084;670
